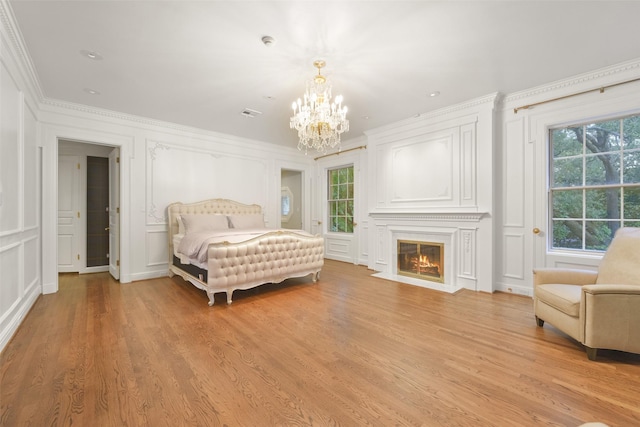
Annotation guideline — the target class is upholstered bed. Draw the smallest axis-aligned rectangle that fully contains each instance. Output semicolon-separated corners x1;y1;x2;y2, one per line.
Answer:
167;199;324;306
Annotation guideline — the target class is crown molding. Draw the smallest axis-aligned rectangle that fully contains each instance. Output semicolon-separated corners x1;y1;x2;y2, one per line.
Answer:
502;58;640;107
40;97;303;156
364;92;500;138
0;0;45;102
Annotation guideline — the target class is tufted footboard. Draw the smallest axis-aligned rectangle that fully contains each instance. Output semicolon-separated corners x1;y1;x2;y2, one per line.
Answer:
204;231;324;305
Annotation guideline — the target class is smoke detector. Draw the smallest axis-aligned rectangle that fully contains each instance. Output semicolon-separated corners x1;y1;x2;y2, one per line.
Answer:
261;35;276;47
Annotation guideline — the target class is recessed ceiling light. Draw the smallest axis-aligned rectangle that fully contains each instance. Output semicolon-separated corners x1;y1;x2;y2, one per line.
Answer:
80;50;103;60
83;88;100;95
362;115;370;120
429;91;440;97
263;96;276;101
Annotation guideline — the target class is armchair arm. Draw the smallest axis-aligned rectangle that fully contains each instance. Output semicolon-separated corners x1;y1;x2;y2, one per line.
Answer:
533;268;598;287
582;284;640;295
581;284;640;355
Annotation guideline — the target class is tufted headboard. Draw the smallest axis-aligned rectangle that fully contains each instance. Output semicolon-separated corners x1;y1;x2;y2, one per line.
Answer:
167;199;263;264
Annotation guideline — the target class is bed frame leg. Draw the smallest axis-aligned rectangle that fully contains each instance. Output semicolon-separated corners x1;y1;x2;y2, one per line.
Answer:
207;292;215;306
226;291;233;305
312;271;320;283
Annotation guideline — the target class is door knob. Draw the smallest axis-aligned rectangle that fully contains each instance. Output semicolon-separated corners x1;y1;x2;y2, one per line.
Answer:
105;227;110;231
533;227;540;234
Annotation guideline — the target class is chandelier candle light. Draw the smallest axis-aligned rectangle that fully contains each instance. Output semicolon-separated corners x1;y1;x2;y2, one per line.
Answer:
290;60;349;154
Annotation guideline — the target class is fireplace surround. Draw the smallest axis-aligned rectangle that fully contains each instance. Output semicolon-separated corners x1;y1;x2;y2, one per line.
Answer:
369;211;487;293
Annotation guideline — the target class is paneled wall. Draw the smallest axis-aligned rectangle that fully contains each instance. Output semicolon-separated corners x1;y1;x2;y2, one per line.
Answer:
37;109;315;288
365;94;497;293
0;17;41;350
496;59;640;296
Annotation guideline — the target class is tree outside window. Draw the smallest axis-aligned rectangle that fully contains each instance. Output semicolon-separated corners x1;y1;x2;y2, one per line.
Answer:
328;166;354;233
550;115;640;251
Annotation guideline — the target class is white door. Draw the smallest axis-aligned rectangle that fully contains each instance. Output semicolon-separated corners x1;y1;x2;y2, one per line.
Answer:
108;148;120;280
58;155;81;272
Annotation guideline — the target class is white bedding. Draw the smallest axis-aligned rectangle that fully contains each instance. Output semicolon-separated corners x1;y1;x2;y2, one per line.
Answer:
177;228;311;264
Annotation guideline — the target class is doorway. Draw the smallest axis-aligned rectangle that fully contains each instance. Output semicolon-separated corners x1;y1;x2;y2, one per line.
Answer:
280;169;303;229
57;140;120;278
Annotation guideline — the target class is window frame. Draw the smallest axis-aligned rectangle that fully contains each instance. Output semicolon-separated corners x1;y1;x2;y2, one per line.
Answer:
548;114;640;253
327;165;354;234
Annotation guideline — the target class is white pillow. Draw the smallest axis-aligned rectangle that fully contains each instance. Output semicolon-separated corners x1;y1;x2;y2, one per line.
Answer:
228;214;265;229
181;214;229;233
176;215;186;235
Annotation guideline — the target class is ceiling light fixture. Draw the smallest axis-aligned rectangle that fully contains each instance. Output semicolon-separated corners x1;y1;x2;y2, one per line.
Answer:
80;50;103;60
261;36;276;47
83;88;100;95
290;60;349;154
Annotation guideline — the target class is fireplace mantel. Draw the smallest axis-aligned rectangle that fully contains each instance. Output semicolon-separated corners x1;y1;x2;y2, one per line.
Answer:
369;211;487;222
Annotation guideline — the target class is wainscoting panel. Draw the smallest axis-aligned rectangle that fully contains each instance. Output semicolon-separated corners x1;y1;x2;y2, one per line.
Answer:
23;235;38;290
0;243;20;317
146;230;168;267
503;233;525;280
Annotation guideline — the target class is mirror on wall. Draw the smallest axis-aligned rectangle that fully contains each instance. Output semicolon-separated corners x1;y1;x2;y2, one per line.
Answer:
281;186;293;223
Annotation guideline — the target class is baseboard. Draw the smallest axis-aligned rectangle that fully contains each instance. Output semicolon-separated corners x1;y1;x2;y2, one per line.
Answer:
0;284;41;354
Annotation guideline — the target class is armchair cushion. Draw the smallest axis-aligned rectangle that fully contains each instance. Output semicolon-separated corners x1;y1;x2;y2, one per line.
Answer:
535;284;581;317
596;227;640;285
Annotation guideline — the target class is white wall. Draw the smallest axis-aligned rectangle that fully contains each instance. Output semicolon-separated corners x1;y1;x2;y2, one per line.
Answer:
0;7;41;351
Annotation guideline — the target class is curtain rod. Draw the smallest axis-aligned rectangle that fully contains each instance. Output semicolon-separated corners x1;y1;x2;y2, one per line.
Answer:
313;145;367;161
513;77;640;114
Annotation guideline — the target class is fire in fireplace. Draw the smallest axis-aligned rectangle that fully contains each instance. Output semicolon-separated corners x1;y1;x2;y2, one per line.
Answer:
397;240;444;283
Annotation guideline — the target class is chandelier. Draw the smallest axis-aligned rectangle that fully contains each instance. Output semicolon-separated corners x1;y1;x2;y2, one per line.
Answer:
290;60;349;154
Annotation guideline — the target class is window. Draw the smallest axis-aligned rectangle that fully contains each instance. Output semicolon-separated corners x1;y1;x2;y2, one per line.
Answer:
328;166;354;233
550;115;640;251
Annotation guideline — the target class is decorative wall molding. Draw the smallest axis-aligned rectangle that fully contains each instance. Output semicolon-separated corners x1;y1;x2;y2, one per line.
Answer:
502;58;640;106
145;139;270;226
370;211;486;222
365;92;498;137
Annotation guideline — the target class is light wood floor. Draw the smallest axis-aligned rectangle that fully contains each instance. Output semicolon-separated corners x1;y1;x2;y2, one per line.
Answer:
1;260;639;426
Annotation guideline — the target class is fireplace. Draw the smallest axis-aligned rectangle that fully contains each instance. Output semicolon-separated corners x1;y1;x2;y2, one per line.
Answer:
397;240;444;283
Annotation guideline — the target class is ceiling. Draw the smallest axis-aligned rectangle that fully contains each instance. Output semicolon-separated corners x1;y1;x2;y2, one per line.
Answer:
9;0;640;149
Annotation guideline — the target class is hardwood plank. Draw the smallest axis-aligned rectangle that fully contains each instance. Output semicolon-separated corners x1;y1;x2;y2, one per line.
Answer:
1;260;639;426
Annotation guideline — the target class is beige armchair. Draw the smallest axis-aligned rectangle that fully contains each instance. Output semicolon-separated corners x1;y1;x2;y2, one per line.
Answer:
533;227;640;360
